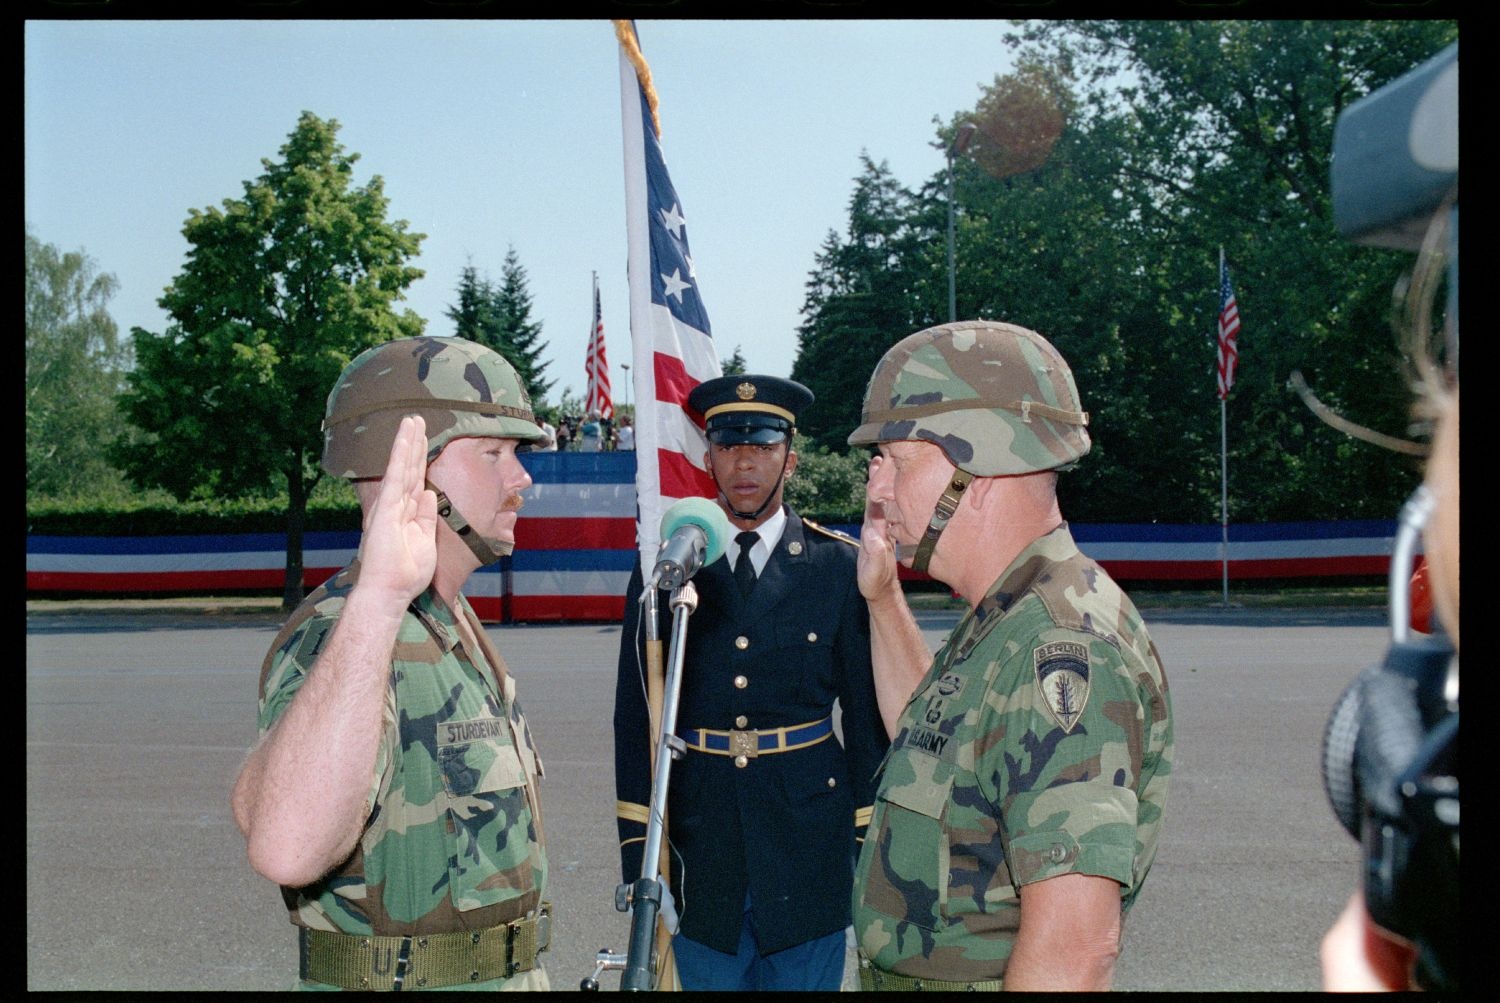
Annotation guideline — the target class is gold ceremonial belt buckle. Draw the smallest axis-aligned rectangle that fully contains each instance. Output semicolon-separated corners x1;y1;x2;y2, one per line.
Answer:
728;730;759;759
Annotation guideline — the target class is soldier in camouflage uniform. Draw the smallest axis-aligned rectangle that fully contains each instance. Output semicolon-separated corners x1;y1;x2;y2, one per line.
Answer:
845;320;1174;991
231;337;553;991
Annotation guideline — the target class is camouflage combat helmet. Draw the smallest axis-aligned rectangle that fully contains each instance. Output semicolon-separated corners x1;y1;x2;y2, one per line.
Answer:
847;320;1090;573
322;336;544;565
322;336;544;480
847;320;1090;475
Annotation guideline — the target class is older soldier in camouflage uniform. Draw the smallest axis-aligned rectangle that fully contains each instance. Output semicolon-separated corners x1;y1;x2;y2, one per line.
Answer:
846;320;1173;991
231;337;553;991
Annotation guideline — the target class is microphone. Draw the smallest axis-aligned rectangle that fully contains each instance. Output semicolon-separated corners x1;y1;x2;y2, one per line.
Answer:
651;497;732;590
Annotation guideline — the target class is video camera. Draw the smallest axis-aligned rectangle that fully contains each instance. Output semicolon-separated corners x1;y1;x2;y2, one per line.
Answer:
1319;42;1458;991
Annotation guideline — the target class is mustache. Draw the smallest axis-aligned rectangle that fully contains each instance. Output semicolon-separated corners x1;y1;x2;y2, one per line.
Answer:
500;494;526;513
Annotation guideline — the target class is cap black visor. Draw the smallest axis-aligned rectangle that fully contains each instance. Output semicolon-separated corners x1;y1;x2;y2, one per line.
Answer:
706;411;793;446
708;425;790;446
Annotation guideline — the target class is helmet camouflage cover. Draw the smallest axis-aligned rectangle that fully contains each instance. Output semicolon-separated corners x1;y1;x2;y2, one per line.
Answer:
322;336;544;479
847;320;1090;476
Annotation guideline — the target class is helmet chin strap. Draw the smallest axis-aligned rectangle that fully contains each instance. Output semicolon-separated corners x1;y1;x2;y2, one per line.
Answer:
712;448;792;523
427;482;511;566
911;469;973;575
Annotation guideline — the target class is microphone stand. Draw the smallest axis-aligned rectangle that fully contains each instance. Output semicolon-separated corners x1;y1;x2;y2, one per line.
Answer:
583;580;698;991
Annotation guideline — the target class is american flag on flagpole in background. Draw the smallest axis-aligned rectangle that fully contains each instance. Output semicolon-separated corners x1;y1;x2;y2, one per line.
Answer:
1216;252;1241;400
585;272;614;419
616;20;721;576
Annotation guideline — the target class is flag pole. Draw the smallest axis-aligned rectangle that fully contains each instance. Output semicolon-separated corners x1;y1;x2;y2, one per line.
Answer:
590;270;598;417
615;18;723;989
587;271;593;419
1220;388;1229;605
1218;247;1229;606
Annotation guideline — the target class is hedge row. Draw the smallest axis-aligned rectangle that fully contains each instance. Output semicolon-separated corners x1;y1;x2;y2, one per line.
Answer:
26;498;362;537
25;499;868;538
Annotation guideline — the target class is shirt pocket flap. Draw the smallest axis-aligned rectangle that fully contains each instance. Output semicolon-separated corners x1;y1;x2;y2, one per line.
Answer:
439;730;528;798
480;742;529;791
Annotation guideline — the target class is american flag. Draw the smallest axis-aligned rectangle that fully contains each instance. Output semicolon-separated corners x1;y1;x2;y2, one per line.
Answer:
617;21;721;576
1216;253;1241;400
585;273;614;420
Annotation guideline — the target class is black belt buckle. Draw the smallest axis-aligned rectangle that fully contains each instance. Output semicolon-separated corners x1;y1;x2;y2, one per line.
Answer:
504;920;521;977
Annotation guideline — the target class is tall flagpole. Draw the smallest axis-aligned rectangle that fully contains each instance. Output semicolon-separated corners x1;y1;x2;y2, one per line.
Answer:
1220;386;1228;604
1219;247;1229;605
588;270;596;416
591;270;600;417
613;21;718;990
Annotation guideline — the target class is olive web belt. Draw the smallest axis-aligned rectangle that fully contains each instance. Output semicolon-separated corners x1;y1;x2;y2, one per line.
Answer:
298;902;551;991
680;716;833;758
858;956;1002;992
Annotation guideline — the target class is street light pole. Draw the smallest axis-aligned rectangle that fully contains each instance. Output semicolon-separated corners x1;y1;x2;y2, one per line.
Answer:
946;122;978;324
621;362;631;412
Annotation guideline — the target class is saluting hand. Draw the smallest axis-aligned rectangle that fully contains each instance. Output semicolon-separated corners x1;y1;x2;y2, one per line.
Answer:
358;415;439;609
857;455;900;604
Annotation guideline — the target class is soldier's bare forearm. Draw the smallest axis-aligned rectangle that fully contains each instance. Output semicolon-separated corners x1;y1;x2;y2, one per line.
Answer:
236;586;405;888
1007;873;1121;990
866;589;931;739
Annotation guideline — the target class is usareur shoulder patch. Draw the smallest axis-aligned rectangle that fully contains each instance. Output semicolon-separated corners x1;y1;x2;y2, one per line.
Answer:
1033;639;1091;734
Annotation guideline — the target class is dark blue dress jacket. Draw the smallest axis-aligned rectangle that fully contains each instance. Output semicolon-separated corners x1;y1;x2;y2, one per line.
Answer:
614;507;889;955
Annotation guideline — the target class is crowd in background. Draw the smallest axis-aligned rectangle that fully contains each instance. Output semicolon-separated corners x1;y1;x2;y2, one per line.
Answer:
534;413;634;452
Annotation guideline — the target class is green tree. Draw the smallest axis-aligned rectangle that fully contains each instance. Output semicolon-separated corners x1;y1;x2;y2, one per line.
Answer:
792;155;932;452
1003;19;1455;521
25;226;132;498
446;249;553;405
721;345;747;376
491;247;554;404
114;111;426;608
939;77;1191;520
783;435;867;523
446;261;499;345
793;21;1454;524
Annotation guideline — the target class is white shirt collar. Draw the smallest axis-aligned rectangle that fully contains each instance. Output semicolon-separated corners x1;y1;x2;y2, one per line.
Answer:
729;505;787;578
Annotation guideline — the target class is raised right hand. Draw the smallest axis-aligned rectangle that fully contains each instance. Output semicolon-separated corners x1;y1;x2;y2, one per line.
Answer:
856;454;900;603
357;415;439;609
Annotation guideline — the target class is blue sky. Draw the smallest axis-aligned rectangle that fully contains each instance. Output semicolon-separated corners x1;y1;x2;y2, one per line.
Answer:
25;19;1019;405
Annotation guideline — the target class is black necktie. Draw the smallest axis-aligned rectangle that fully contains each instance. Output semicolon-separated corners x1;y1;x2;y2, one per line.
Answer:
734;531;759;599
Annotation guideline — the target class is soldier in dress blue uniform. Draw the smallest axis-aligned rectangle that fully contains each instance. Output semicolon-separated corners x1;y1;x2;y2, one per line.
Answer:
613;375;889;991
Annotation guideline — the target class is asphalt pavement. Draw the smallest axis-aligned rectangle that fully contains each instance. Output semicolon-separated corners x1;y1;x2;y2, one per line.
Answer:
26;601;1388;991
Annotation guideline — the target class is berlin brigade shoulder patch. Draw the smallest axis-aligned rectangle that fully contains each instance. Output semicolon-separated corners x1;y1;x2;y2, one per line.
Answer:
1033;639;1091;734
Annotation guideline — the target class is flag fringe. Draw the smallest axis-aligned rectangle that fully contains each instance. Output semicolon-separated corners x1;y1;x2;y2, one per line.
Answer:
613;20;662;140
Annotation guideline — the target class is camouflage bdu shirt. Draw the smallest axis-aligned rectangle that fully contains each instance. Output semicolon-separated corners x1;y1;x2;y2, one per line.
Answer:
852;524;1173;983
258;562;548;986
